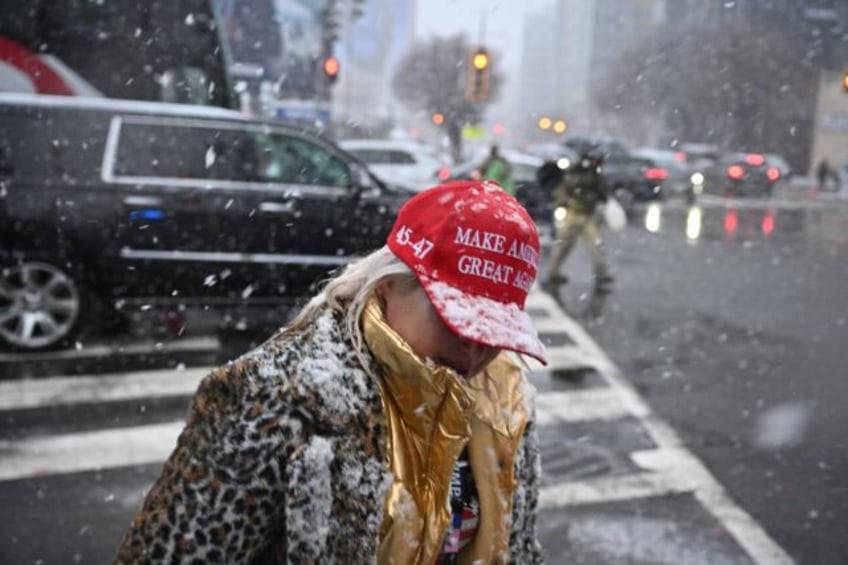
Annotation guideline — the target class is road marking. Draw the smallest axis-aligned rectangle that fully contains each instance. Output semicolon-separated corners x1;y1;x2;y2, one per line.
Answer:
0;421;183;481
526;289;607;373
0;336;219;362
529;287;794;564
534;389;640;424
0;367;210;411
553;305;796;565
539;468;700;508
532;346;600;371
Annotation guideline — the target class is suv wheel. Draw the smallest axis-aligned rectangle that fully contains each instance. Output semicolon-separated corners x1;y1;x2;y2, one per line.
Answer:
0;261;83;350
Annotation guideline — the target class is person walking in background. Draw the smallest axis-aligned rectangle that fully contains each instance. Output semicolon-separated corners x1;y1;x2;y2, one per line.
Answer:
115;181;546;564
816;158;835;192
542;149;613;294
475;144;515;195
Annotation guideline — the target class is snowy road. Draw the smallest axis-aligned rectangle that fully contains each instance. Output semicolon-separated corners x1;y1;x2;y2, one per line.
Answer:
0;286;792;564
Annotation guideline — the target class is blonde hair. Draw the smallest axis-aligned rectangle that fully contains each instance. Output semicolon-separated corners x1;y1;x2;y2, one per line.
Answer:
283;246;418;367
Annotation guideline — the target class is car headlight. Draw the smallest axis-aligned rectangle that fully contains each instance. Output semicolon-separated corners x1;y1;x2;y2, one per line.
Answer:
554;206;567;221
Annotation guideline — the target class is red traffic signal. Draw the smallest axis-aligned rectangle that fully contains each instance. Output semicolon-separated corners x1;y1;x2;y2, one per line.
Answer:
323;55;340;83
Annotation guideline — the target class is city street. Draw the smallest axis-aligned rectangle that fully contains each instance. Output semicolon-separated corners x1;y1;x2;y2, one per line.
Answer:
2;1;847;563
3;189;845;564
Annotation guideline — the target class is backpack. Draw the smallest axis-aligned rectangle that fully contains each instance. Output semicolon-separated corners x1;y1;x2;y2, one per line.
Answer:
536;160;563;192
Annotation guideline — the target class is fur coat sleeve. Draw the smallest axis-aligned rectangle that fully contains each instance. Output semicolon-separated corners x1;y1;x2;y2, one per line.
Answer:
114;310;388;564
508;409;545;563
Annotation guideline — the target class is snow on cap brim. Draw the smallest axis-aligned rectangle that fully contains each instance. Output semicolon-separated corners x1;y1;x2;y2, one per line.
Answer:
420;276;547;365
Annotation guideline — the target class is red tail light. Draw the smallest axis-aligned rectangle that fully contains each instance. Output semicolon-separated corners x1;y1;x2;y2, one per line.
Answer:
745;153;765;166
766;167;780;182
724;209;738;234
727;165;745;180
437;167;451;180
762;210;775;235
645;168;668;180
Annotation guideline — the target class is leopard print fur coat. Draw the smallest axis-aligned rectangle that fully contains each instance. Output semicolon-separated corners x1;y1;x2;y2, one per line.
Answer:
114;305;543;564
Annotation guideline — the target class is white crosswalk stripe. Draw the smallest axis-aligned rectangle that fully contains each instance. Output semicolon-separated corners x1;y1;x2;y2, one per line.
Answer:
534;389;639;424
0;421;183;482
0;367;209;411
0;288;793;564
0;336;219;363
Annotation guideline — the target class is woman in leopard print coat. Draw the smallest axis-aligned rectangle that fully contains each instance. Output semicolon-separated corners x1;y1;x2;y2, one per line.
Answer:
115;181;547;564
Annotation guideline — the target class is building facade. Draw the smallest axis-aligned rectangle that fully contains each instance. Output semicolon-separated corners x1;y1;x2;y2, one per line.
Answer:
516;0;668;143
517;0;597;141
331;0;415;136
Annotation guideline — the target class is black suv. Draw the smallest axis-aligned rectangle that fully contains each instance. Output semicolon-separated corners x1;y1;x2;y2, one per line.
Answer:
0;94;410;350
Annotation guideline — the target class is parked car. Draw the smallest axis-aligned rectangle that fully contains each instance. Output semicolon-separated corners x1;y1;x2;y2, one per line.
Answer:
596;152;665;210
679;142;722;176
435;150;550;225
701;152;784;197
338;138;447;190
631;147;695;202
764;153;792;180
0;94;411;350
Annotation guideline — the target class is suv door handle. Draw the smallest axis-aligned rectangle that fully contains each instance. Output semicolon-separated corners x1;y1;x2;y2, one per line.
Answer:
259;201;295;214
124;196;163;206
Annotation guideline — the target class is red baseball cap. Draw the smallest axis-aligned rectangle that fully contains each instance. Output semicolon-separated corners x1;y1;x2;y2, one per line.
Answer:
387;180;547;365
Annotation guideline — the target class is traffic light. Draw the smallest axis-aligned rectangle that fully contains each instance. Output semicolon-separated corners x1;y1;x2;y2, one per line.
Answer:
465;47;490;102
322;55;340;84
843;70;848;92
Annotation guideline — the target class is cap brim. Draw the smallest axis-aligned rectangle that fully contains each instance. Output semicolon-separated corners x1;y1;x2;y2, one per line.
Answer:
419;277;548;365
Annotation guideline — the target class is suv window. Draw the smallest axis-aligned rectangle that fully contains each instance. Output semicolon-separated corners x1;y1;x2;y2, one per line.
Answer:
0;112;108;182
114;122;260;181
112;121;350;188
258;134;350;187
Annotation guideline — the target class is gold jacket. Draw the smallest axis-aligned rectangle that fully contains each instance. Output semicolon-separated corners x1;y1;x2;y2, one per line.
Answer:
362;298;534;564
